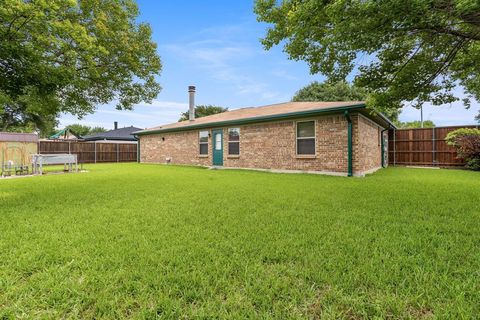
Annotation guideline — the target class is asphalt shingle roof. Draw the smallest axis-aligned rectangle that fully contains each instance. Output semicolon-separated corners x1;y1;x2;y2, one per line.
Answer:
135;101;367;135
83;126;142;141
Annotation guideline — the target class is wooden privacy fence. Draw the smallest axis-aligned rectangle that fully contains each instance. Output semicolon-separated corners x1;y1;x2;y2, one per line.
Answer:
388;125;478;167
39;141;137;163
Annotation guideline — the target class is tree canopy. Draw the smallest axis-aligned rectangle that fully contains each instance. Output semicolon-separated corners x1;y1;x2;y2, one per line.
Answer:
66;124;106;137
0;0;161;132
293;81;400;121
293;81;366;102
395;120;436;129
179;105;228;122
255;0;480;119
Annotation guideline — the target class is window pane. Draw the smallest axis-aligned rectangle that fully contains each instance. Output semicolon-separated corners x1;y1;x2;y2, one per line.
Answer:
297;121;315;138
215;133;222;150
297;138;315;155
228;142;239;155
199;131;208;143
228;128;240;141
199;143;208;155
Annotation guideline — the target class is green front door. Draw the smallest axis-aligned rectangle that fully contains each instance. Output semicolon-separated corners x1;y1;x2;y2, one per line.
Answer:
212;129;223;166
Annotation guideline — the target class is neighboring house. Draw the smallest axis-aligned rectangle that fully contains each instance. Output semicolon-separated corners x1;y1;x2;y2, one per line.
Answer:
83;123;141;142
134;87;395;176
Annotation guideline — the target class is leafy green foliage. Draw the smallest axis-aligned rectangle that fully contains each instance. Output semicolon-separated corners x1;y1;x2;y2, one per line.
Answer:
395;120;436;129
66;124;107;137
0;0;162;131
254;0;480;115
0;101;58;137
0;164;479;318
89;126;108;135
446;128;480;170
293;81;399;120
292;81;366;102
179;105;228;122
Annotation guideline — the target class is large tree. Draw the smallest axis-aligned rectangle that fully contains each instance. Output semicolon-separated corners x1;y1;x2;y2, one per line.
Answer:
0;0;161;132
66;124;106;137
293;81;366;102
292;81;367;101
293;81;399;120
179;105;228;122
255;0;480;118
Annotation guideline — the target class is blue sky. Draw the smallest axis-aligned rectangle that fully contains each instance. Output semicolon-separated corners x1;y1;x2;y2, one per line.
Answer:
59;1;480;130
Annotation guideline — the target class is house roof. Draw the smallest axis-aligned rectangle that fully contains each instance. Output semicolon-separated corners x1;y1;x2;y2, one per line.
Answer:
0;132;38;143
83;126;142;141
134;101;395;135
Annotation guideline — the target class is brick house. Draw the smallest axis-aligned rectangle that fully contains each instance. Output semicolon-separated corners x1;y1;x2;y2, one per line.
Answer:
135;87;395;176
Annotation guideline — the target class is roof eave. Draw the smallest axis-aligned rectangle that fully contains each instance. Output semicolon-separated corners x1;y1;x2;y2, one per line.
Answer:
134;103;367;135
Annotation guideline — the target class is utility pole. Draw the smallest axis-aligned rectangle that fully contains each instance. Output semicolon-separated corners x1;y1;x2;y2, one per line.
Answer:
420;105;424;128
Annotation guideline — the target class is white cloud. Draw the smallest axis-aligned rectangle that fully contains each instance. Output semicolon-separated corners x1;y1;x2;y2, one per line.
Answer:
59;99;189;129
162;24;285;103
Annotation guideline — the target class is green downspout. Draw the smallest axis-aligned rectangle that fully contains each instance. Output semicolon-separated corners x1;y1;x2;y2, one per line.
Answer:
135;135;140;163
344;111;353;177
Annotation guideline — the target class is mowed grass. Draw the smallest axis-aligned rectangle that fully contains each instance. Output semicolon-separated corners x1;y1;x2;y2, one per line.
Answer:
0;164;479;319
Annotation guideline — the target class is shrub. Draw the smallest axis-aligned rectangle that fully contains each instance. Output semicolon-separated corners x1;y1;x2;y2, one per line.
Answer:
446;128;480;170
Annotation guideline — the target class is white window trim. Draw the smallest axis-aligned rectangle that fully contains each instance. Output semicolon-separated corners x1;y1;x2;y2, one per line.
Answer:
296;120;316;156
227;127;240;156
199;130;209;155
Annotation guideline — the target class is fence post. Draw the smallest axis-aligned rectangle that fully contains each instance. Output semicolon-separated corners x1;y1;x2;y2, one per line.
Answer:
117;143;119;162
432;127;436;166
393;129;396;166
94;141;97;163
408;129;413;165
68;141;71;154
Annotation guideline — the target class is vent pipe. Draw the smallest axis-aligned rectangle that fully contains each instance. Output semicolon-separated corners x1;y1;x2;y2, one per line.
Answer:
188;86;196;121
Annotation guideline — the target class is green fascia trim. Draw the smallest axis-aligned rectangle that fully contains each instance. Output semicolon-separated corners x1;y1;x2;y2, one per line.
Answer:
137;138;140;163
378;112;397;129
344;110;353;177
134;104;366;135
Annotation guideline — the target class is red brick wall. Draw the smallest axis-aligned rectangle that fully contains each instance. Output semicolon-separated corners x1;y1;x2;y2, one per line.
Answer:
222;115;349;172
140;130;211;166
139;112;385;176
353;114;384;173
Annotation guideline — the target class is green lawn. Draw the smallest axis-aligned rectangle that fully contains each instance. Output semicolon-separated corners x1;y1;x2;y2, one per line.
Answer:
0;164;479;319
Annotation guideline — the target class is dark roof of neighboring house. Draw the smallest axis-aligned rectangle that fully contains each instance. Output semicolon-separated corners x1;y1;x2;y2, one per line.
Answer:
83;126;142;141
0;132;38;142
134;101;395;135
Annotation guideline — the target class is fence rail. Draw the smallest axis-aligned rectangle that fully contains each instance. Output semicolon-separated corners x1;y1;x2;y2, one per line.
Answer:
39;141;137;163
388;125;478;167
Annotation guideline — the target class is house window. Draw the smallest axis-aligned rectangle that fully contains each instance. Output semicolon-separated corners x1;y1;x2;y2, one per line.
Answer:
296;121;315;155
199;131;209;155
228;128;240;155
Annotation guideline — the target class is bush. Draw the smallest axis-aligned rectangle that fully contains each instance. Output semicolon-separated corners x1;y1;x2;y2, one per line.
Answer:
446;128;480;170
